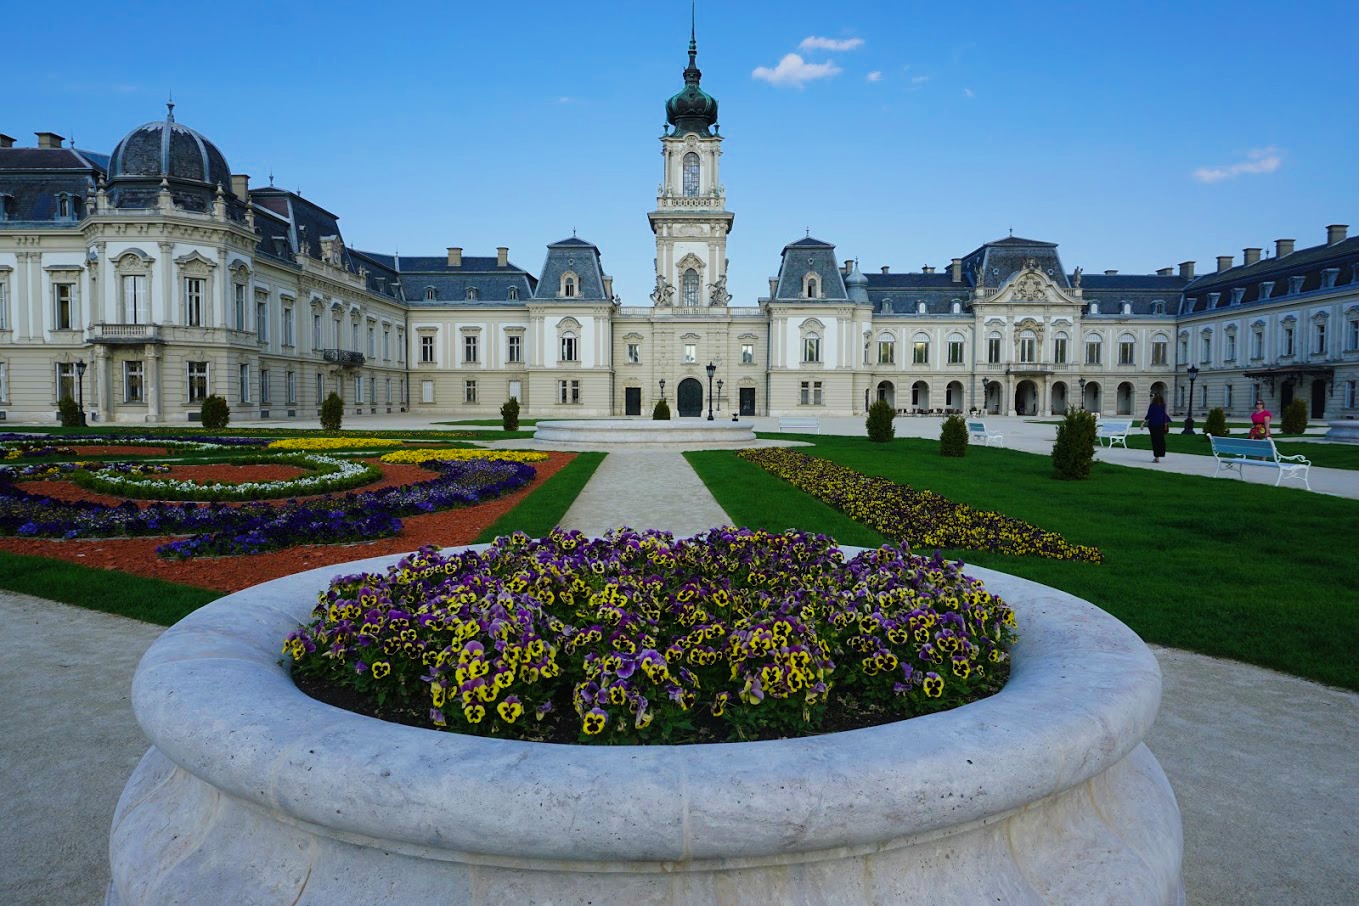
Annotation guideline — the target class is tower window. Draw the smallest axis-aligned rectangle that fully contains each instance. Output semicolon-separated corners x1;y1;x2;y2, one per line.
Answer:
682;152;700;197
682;268;699;306
424;287;436;301
564;277;576;297
807;278;818;299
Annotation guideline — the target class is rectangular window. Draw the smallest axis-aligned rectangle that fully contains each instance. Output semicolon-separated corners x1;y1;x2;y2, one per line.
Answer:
1282;326;1295;357
1119;341;1135;366
1224;383;1233;409
1151;340;1168;366
912;341;929;365
1201;384;1208;407
421;380;434;404
185;278;204;327
420;335;435;363
0;283;8;330
814;380;823;405
315;373;323;406
233;284;246;331
1200;336;1212;362
627;343;641;364
878;341;895;365
55;283;74;329
1314;323;1327;355
124;275;150;324
1251;330;1264;359
286;370;296;405
465;380;478;404
397;331;406;363
507;335;522;364
684;343;698;364
558;379;581;404
1346;380;1357;409
948;340;964;365
987;337;1001;364
385;378;392;405
562;336;579;362
260;369;271;404
256;297;269;339
187;362;209;402
1086;340;1102;365
741;343;754;365
1020;338;1037;364
799;381;824;405
1348;319;1359;352
124;361;144;403
238;364;250;403
1224;334;1236;362
351;322;361;351
383;328;390;360
312;313;323;349
464;334;479;364
802;338;820;363
282;305;294;346
1053;337;1068;364
56;362;76;401
355;375;364;404
0;362;7;402
368;325;376;358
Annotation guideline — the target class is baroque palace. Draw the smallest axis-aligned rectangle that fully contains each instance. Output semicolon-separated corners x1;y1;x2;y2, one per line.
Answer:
1;31;1356;426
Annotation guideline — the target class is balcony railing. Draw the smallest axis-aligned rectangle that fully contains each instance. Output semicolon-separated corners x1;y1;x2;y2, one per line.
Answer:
322;349;366;367
88;323;161;344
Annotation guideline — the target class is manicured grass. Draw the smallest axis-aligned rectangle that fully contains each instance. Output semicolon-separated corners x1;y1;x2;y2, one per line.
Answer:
694;435;1359;690
0;549;219;626
435;419;541;427
1113;431;1359;470
6;424;536;441
473;452;606;543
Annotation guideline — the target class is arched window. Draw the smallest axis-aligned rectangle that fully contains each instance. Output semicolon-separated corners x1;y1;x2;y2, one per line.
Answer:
564;277;576;297
682;152;700;197
682;268;699;306
507;286;519;301
424;287;437;301
465;287;478;301
1053;331;1070;364
807;277;818;299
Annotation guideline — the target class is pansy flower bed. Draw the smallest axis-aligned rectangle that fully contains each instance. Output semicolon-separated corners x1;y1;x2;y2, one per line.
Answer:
3;444;78;460
738;449;1102;563
266;437;406;451
72;452;381;501
286;527;1016;744
378;448;549;465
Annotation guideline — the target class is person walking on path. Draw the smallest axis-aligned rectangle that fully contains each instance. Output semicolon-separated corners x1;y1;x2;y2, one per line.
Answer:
1145;393;1171;463
1249;400;1273;439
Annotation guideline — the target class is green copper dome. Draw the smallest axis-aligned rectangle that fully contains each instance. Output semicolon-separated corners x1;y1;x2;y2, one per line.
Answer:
665;27;718;136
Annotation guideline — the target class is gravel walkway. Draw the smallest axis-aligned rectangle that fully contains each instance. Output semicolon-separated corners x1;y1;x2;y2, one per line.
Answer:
558;449;731;538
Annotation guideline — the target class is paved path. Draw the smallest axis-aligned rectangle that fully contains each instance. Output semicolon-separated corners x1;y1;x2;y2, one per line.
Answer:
559;450;731;538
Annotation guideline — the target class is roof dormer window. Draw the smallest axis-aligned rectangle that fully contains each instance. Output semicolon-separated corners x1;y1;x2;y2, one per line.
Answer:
881;300;892;314
917;301;926;314
1288;275;1305;294
1208;292;1221;308
804;275;818;299
507;286;519;301
561;271;579;298
424;287;437;301
1230;288;1245;305
1321;268;1340;289
1152;300;1166;315
466;287;479;301
1259;281;1274;300
1121;301;1132;315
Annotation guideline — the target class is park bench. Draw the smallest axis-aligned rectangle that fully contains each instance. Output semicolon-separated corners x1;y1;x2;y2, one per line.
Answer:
1208;435;1312;489
1095;419;1134;450
967;420;1004;447
778;415;820;433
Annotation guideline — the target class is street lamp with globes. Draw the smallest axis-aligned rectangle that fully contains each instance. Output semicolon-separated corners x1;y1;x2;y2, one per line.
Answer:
1181;365;1200;434
705;361;716;420
75;358;88;426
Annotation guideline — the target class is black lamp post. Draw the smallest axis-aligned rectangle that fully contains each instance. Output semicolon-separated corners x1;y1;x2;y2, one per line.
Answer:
716;379;724;416
1182;365;1200;434
75;358;88;426
705;361;716;420
1077;377;1087;411
658;378;665;402
981;376;990;415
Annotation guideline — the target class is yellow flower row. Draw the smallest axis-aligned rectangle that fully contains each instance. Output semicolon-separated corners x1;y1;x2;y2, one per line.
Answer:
267;437;404;450
378;448;548;464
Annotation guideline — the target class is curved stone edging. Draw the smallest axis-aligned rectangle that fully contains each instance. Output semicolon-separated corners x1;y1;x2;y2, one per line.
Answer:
108;548;1184;903
533;418;757;447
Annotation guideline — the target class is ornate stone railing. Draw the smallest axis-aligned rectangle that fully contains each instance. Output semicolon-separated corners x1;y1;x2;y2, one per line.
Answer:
322;349;365;367
87;323;160;344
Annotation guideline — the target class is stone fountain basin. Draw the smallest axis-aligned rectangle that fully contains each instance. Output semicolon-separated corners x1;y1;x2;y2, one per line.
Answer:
532;418;757;446
107;549;1183;904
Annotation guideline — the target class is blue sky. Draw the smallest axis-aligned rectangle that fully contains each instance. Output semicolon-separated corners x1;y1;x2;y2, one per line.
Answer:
7;1;1356;304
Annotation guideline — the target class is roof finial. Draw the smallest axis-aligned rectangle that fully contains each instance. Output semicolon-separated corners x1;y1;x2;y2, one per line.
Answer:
166;92;175;123
1009;226;1013;237
268;168;274;187
806;226;810;238
572;226;577;238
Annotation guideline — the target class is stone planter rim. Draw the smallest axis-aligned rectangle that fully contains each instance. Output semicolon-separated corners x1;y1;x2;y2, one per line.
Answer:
130;545;1162;865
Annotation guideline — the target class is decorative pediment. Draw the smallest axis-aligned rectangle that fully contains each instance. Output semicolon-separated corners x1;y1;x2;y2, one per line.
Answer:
622;332;644;341
680;331;701;341
174;251;217;273
738;332;759;340
800;317;825;331
115;248;154;273
556;316;582;331
1010;270;1048;302
676;252;705;272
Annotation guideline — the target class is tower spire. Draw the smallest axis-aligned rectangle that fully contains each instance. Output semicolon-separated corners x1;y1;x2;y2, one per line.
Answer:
166;91;175;123
689;1;696;67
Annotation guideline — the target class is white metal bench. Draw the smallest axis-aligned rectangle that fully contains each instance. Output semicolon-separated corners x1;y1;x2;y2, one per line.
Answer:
1095;419;1134;449
778;416;820;433
966;420;1004;447
1208;435;1312;489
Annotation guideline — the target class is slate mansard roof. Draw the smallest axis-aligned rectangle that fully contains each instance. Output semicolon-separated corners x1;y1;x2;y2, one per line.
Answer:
1178;236;1359;315
773;237;848;301
0;145;105;222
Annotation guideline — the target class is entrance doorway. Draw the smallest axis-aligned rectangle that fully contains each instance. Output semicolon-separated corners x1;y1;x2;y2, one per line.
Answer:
1014;380;1037;416
1311;379;1326;419
1051;381;1068;415
876;381;895;407
739;387;755;416
624;387;641;416
1281;380;1295;409
1116;382;1135;416
677;377;703;417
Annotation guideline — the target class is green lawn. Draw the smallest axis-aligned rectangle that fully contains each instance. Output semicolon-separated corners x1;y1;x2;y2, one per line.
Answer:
0;550;220;625
1111;431;1359;470
6;424;535;441
474;452;606;542
688;436;1359;691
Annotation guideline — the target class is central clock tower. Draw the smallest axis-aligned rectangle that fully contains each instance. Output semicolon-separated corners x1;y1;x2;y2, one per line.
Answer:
647;21;734;308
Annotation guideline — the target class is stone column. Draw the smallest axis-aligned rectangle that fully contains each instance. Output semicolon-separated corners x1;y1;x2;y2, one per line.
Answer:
147;345;162;423
158;241;174;324
94;344;111;419
1004;375;1014;416
1040;376;1049;416
14;252;30;339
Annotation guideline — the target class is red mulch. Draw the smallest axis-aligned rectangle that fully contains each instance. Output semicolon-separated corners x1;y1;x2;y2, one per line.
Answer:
0;453;573;593
66;445;172;457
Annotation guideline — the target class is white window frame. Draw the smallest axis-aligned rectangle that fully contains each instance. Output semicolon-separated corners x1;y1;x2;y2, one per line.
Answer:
741;343;754;365
465;379;478;404
123;360;144;403
187;361;210;403
627;343;641;364
185;277;204;328
238;363;251;403
464;333;480;364
420;335;436;363
507;334;523;364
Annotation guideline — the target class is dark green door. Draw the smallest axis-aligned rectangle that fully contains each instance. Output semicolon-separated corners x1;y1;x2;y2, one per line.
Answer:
677;378;704;417
739;387;755;416
624;387;641;416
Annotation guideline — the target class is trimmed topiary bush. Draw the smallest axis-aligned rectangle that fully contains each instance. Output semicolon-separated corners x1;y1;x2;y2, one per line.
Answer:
500;397;520;431
57;396;82;427
1204;407;1229;437
652;398;671;420
200;395;230;430
1052;409;1098;480
866;400;895;443
940;415;968;457
1282;398;1308;435
320;392;344;432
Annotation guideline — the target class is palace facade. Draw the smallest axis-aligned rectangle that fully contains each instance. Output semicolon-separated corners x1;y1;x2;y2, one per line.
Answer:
1;31;1356;426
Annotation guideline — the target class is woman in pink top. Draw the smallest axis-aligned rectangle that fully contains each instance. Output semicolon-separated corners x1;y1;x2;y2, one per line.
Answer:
1249;400;1272;439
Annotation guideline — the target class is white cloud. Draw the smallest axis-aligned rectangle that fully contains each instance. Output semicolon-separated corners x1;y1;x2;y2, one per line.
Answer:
752;53;844;88
1193;147;1283;183
911;75;931;84
866;70;883;82
556;96;574;104
799;36;864;52
963;87;975;98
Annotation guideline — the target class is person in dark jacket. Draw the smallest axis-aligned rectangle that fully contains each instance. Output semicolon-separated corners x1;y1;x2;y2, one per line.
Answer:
1145;394;1171;462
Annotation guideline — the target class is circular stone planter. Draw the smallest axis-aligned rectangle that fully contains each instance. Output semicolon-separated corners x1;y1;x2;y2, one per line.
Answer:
108;549;1183;904
1325;419;1359;443
533;418;756;447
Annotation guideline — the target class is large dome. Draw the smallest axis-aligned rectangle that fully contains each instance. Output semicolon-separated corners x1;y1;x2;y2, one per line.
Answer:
665;30;718;136
108;103;231;188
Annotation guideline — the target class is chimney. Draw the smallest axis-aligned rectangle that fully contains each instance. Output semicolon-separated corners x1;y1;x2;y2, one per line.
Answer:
0;134;15;149
1275;238;1295;258
1327;224;1349;245
1104;269;1118;276
230;173;249;200
1216;255;1233;273
1243;248;1262;266
35;131;64;149
922;265;935;274
768;277;778;297
951;258;963;283
881;266;890;274
1179;261;1195;280
447;247;462;267
1156;267;1173;276
496;246;508;267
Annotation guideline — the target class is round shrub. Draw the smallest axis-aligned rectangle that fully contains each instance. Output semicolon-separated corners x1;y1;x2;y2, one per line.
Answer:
1204;407;1229;437
500;397;520;431
320;392;345;432
653;398;671;420
940;415;968;457
1052;409;1098;480
1282;399;1308;435
200;395;230;430
866;399;896;443
57;396;82;427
